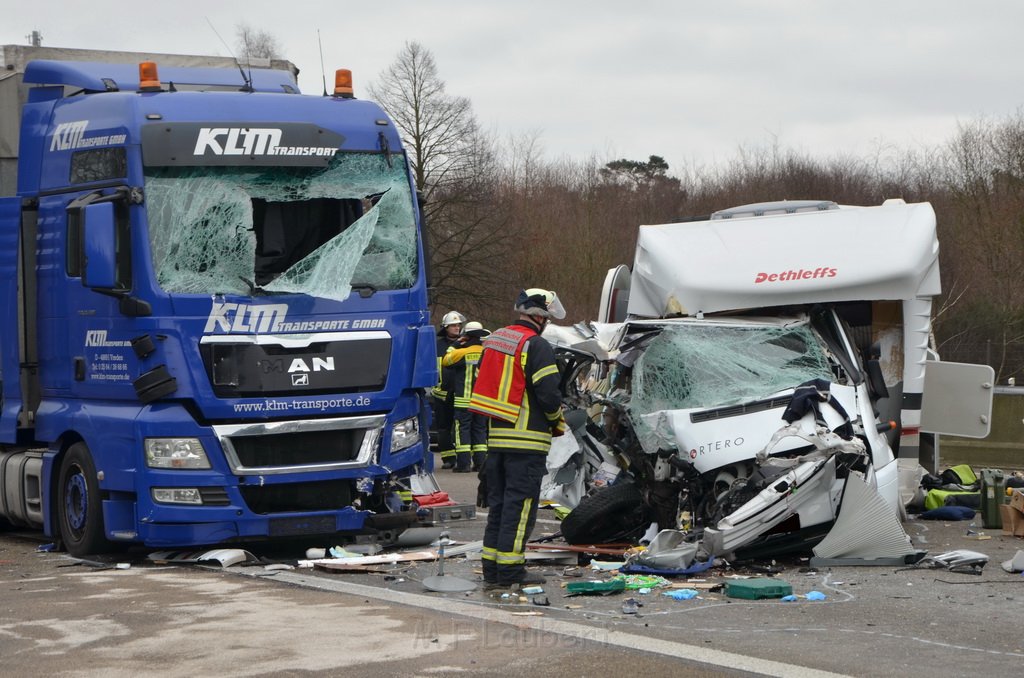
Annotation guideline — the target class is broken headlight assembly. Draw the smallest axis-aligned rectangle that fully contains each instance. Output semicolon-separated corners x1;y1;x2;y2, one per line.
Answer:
390;416;420;453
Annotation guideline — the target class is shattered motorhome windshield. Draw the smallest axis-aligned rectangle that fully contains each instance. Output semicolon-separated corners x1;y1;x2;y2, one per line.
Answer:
630;322;834;413
144;153;418;301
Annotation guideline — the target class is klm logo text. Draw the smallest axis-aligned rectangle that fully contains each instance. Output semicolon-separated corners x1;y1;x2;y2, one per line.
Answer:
51;121;88;151
194;128;282;156
51;121;126;151
193;127;338;157
204;303;288;333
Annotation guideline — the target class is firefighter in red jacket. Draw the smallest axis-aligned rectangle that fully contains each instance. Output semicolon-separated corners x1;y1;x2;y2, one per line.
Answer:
469;288;566;589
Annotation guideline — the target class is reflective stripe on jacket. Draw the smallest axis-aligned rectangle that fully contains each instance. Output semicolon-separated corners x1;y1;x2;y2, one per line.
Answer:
443;342;484;408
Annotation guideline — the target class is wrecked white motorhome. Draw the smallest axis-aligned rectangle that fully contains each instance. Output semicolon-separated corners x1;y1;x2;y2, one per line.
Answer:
545;199;993;561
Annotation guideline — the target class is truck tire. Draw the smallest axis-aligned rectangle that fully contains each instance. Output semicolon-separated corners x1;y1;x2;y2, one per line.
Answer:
559;482;649;545
57;443;111;557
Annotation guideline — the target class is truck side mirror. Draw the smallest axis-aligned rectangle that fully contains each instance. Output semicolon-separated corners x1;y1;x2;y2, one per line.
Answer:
81;202;119;289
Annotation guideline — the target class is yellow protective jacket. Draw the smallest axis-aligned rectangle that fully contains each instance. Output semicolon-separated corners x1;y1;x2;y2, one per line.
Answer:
441;339;484;409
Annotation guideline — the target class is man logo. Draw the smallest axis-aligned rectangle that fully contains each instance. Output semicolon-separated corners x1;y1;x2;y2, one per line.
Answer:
259;359;284;374
291;373;310;387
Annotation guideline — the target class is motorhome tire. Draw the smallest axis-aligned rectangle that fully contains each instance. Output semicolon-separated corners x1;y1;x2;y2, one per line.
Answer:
560;482;648;545
57;443;110;557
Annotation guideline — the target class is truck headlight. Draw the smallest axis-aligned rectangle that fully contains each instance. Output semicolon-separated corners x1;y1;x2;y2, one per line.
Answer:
152;488;203;505
145;438;211;469
390;416;420;452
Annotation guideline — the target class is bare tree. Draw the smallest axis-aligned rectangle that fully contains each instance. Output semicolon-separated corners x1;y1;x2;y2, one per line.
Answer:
368;42;514;319
235;23;282;61
368;43;477;208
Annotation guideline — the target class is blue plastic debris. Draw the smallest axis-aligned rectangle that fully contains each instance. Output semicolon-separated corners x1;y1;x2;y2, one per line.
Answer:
781;591;827;602
36;543;56;553
661;588;699;600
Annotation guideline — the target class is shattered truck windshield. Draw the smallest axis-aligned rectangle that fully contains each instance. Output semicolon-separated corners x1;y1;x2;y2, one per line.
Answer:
630;321;834;413
144;152;417;302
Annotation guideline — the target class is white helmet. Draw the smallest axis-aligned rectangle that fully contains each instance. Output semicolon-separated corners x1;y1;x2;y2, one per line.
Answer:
440;311;466;328
514;288;566;319
462;321;489;337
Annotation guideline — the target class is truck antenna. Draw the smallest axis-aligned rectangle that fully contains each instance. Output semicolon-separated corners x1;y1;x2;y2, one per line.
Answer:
318;30;328;97
205;17;253;92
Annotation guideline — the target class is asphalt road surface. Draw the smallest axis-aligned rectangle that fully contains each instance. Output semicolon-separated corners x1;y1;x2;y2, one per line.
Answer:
2;465;1023;677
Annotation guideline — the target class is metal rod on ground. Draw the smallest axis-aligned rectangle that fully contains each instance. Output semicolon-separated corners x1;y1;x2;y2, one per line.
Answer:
422;529;477;592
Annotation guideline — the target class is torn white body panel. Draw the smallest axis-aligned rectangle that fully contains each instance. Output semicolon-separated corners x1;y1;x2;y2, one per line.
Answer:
703;456;843;557
813;472;916;561
540;431;586;508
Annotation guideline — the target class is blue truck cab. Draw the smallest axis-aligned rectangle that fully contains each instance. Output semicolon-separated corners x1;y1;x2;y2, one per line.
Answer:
0;48;437;555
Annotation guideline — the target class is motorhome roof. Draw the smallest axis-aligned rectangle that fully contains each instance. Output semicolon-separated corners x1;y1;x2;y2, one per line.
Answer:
711;200;838;220
627;199;940;318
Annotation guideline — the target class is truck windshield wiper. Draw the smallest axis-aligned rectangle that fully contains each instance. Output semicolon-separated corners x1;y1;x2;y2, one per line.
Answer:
239;276;271;296
351;283;377;298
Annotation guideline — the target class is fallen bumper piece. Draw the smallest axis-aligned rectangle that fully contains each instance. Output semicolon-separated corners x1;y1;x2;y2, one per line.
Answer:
147;548;258;567
910;549;989;574
811;472;924;566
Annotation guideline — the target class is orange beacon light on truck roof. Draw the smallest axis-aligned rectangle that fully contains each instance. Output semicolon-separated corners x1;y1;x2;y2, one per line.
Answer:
139;61;161;91
333;69;354;98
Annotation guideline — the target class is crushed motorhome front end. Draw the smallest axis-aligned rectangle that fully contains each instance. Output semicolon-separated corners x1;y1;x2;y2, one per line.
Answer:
548;308;896;556
547;199;989;560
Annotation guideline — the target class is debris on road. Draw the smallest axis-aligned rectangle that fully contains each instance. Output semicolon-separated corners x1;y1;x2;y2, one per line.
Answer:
566;579;626;596
1001;549;1024;573
662;589;699;600
148;549;258;568
725;577;793;600
907;549;989;575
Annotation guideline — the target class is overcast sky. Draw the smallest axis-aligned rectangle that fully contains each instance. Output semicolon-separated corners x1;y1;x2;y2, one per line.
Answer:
3;1;1022;172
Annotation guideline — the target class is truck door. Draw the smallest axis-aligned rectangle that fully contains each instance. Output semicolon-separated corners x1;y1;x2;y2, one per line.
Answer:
0;197;22;442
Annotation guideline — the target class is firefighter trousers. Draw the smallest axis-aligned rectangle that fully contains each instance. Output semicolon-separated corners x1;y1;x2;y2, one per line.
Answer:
430;396;455;465
453;407;488;471
481;450;548;585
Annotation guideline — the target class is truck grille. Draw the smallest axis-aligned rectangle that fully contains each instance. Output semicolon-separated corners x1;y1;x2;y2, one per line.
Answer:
213;415;385;475
231;429;365;467
240;479;354;515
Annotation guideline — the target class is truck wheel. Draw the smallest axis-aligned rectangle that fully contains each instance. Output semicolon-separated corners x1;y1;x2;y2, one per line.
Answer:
57;443;110;557
559;482;649;545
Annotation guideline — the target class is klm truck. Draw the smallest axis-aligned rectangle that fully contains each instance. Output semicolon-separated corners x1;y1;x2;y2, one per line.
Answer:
0;46;437;555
